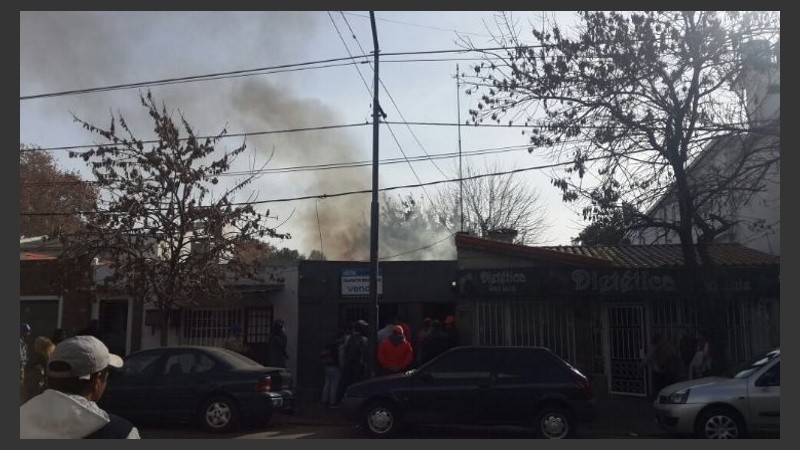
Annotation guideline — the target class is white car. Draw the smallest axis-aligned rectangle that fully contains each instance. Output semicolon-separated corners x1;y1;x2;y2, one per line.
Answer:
653;348;779;438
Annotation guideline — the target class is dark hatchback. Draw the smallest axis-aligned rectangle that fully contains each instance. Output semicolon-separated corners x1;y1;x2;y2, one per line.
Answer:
99;346;293;432
342;346;594;438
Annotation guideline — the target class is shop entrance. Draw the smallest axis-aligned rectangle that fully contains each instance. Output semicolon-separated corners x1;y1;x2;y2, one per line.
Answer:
607;304;648;396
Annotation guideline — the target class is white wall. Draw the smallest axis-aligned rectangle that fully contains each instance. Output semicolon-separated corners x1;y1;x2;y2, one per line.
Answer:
270;267;299;378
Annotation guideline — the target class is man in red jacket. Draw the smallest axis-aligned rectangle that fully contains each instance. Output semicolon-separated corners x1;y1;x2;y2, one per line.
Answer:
377;326;413;375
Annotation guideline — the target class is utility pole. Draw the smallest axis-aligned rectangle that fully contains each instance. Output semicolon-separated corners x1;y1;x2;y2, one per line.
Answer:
456;64;464;232
368;11;380;376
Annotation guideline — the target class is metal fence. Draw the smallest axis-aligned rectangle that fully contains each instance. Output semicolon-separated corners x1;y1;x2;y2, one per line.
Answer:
648;296;775;367
472;298;576;364
180;308;243;347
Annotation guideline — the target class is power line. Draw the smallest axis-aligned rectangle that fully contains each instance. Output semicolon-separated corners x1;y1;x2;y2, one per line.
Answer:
379;232;457;260
21;142;541;187
342;12;494;39
327;11;373;96
340;12;448;179
20;45;549;101
20;122;370;152
20;55;368;101
328;11;434;209
20;156;593;216
23;119;751;153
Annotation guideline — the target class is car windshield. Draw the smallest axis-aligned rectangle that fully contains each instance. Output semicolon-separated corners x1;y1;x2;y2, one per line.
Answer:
725;349;779;379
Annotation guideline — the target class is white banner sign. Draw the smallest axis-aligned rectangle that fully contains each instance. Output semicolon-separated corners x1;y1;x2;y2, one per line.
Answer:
341;268;383;296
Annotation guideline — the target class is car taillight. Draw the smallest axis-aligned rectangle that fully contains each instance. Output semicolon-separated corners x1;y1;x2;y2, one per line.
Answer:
255;375;272;393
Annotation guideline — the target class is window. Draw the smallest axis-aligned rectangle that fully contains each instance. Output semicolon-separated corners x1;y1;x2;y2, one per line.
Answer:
163;353;193;375
162;351;217;375
494;349;571;383
423;349;493;380
755;362;780;387
120;351;162;376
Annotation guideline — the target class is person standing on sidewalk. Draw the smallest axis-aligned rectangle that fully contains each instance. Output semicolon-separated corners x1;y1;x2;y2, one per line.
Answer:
267;319;289;368
641;334;669;397
420;320;450;364
377;326;413;375
443;315;460;350
23;336;56;403
340;320;369;395
320;330;345;406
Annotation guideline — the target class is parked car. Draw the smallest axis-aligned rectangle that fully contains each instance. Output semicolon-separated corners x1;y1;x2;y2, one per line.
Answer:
653;348;780;438
99;346;293;432
341;346;594;438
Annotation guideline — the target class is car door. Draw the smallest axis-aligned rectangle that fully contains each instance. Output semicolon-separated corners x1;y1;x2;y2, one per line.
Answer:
398;348;493;425
483;348;573;425
150;350;219;421
101;350;164;421
748;359;780;433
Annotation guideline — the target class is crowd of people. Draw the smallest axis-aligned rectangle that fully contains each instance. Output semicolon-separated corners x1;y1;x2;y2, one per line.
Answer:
641;329;713;396
318;314;461;407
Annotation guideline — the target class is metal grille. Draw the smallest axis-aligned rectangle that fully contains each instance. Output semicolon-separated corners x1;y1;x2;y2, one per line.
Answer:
650;297;699;347
608;304;647;396
591;312;605;376
725;298;751;365
181;309;243;347
473;299;576;364
245;307;272;344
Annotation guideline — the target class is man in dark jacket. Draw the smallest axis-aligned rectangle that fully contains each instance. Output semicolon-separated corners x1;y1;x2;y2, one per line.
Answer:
340;320;369;394
267;319;289;368
420;321;450;364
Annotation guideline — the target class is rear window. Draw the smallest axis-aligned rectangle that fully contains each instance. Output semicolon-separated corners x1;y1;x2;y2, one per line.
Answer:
210;348;265;369
494;349;573;383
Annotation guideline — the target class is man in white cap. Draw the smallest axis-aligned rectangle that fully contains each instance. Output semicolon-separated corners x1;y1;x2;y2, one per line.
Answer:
20;335;140;439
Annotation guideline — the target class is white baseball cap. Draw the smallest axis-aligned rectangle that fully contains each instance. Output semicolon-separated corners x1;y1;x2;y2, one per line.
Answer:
47;336;123;380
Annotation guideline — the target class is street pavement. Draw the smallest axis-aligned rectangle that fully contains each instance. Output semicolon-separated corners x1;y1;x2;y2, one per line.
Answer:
139;392;670;439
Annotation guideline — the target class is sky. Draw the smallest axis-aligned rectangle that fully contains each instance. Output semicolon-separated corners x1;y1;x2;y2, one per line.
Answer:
20;11;591;261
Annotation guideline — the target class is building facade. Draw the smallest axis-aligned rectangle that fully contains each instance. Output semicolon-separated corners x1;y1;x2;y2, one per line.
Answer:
295;260;458;392
455;233;779;396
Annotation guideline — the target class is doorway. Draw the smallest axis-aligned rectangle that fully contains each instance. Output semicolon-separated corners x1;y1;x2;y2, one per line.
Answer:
99;300;129;357
607;304;648;396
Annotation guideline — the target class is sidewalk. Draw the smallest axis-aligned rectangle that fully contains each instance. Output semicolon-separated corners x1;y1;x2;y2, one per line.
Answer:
273;391;663;438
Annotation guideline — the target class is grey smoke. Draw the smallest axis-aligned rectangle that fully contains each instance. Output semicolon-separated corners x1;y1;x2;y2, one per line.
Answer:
21;11;456;261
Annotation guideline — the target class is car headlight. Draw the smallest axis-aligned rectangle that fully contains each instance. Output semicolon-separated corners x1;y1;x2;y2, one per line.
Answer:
660;388;691;404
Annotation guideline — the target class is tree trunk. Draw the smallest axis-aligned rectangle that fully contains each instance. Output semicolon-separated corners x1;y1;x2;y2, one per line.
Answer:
159;308;170;347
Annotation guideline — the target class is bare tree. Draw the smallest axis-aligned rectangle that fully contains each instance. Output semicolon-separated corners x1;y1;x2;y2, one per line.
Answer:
432;161;550;245
464;11;780;370
66;92;288;346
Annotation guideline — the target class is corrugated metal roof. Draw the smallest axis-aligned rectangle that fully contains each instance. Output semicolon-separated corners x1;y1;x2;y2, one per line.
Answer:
539;244;778;268
456;234;778;268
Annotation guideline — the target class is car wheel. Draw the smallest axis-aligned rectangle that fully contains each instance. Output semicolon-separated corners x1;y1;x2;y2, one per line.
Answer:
695;407;745;439
535;406;573;439
200;395;239;433
361;401;401;437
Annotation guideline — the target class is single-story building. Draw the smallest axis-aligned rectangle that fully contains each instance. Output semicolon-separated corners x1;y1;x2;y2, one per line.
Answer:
295;260;458;393
455;233;780;396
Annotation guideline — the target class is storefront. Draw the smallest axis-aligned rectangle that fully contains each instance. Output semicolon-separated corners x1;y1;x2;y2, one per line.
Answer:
296;260;458;391
455;233;780;396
